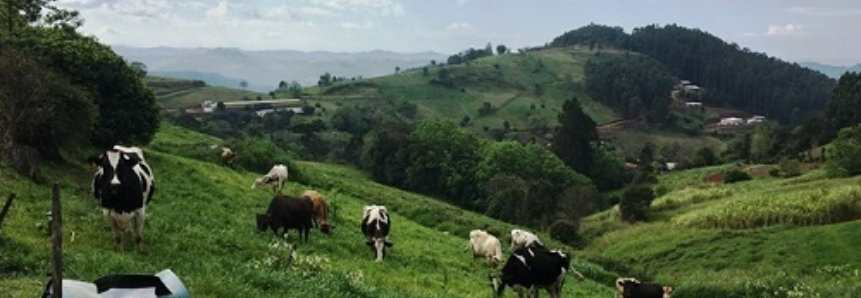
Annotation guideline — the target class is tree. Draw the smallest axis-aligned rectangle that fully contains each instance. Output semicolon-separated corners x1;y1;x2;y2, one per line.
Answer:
826;125;861;177
129;61;147;78
826;72;861;133
395;66;400;74
0;45;94;158
318;72;332;86
403;120;481;206
551;97;599;185
749;122;784;163
431;59;436;66
1;0;82;38
619;184;654;222
239;80;248;89
17;28;159;147
422;67;429;76
496;44;507;55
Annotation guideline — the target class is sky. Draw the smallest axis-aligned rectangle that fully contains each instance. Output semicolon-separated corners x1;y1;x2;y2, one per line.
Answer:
55;0;861;66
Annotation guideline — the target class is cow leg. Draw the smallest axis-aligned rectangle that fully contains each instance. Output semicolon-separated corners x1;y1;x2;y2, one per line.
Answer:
133;209;146;252
107;217;124;252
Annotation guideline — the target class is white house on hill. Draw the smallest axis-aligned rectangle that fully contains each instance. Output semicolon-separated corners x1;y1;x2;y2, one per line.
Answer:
719;117;744;126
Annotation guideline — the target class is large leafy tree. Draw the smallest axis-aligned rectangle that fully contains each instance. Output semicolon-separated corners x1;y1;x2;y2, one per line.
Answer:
403;120;481;207
826;125;861;177
2;1;158;149
0;46;94;158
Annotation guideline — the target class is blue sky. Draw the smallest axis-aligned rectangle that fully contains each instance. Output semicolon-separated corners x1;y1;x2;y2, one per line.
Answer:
56;0;861;65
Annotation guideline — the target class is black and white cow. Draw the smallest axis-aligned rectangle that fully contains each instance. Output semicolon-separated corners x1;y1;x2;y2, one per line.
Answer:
91;146;155;252
490;244;571;298
360;205;392;262
617;278;674;298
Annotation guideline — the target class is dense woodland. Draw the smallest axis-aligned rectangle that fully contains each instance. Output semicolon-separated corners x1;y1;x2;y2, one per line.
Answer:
551;24;836;125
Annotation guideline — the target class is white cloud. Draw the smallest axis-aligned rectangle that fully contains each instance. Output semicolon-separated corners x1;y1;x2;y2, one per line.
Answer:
312;0;404;16
766;24;803;36
341;21;374;30
446;22;470;30
95;26;124;36
207;1;229;20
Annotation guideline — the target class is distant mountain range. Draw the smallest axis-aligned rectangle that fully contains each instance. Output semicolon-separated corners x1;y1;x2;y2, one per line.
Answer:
112;45;448;92
800;62;861;79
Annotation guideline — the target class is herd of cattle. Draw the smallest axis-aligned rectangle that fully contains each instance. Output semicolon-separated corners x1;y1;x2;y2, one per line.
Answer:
86;145;673;298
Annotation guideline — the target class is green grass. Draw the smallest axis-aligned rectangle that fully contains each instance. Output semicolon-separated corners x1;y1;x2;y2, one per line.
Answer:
0;124;615;298
144;76;265;110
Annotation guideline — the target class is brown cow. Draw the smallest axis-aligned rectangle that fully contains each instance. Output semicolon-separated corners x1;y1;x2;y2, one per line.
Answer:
302;190;331;234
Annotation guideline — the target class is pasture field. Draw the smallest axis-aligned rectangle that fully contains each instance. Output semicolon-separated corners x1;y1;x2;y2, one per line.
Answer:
0;124;614;298
580;164;861;297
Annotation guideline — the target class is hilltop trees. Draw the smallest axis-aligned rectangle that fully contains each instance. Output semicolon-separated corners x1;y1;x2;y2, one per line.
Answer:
584;54;673;122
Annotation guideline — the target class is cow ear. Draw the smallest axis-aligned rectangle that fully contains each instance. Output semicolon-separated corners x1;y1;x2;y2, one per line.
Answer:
384;241;393;247
365;241;373;246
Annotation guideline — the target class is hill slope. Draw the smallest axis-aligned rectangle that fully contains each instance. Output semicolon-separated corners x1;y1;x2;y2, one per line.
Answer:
0;124;613;298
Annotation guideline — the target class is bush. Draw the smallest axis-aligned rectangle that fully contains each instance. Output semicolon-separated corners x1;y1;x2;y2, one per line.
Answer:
619;184;654;222
723;169;752;184
548;220;581;247
826;125;861;178
778;158;801;177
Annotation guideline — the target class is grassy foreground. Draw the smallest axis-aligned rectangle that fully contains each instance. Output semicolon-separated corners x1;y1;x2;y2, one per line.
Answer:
0;125;614;298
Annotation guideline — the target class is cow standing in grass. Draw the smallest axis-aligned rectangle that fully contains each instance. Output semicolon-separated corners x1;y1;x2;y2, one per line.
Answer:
91;146;155;252
465;229;503;268
256;195;314;243
252;164;288;195
361;205;392;262
220;147;236;167
302;190;331;234
616;278;674;298
490;244;571;298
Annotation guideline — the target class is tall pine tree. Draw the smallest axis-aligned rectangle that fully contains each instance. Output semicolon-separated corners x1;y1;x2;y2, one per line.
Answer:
551;97;599;181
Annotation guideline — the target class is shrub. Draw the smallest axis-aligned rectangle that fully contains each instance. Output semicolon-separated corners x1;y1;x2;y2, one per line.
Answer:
723;169;752;184
548;220;581;247
826;125;861;178
778;158;801;177
619;184;654;222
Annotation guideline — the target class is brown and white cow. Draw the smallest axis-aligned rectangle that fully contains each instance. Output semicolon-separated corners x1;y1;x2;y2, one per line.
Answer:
301;190;331;234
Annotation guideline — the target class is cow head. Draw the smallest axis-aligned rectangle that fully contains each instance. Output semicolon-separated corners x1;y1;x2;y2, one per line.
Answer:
619;279;641;298
320;223;331;234
365;237;392;262
663;286;674;298
255;214;271;232
94;149;144;202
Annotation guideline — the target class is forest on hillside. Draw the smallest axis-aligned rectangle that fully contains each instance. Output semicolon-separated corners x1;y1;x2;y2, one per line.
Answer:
550;24;836;124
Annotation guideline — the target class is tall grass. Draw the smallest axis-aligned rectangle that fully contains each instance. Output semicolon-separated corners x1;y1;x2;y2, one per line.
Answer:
673;183;861;229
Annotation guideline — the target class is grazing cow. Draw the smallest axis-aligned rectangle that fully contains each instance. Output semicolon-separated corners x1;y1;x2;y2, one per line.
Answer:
91;147;155;252
220;147;236;167
361;205;392;262
252;164;289;195
301;190;331;234
490;244;570;298
510;229;543;249
617;279;673;298
256;195;314;243
465;229;503;268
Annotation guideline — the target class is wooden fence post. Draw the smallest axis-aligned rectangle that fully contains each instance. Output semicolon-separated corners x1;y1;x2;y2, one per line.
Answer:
0;193;15;229
51;183;62;298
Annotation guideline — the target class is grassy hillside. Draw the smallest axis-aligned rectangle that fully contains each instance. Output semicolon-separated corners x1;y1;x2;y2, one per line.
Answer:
0;124;614;298
579;165;861;297
302;47;620;132
144;76;264;110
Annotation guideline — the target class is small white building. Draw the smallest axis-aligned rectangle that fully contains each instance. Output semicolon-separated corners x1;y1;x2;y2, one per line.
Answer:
201;100;218;113
255;107;305;117
684;85;701;92
684;102;703;108
747;115;766;124
719;117;744;126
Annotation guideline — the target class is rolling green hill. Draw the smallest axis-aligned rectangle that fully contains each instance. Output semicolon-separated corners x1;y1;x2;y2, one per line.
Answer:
145;76;265;110
0;123;614;298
